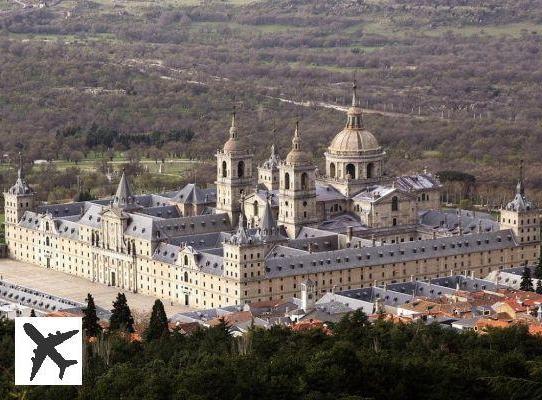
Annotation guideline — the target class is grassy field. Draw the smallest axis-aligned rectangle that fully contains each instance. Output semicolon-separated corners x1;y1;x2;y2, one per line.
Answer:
0;157;205;178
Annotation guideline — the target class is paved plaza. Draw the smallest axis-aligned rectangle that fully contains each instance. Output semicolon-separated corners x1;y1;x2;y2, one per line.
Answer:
0;259;191;315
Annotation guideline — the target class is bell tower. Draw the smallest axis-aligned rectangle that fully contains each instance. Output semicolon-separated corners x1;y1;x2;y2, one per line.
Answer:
4;154;35;225
216;112;255;226
278;122;318;238
4;154;35;250
500;161;540;248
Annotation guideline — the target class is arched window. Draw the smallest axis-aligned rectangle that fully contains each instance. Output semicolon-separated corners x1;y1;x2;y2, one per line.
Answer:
222;161;227;178
284;173;290;190
45;221;49;231
253;201;259;216
45;237;50;246
330;162;336;178
184;255;189;266
391;196;399;212
367;163;374;179
184;271;189;282
346;164;356;179
301;173;308;190
392;218;397;226
238;161;245;178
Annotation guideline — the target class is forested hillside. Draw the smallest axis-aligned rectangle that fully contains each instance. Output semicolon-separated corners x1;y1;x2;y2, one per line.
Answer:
2;313;542;399
1;0;541;202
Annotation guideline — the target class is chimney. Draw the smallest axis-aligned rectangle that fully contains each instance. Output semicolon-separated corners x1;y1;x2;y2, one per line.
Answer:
347;226;353;242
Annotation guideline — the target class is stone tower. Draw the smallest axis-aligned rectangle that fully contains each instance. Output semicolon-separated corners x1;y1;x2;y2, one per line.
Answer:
223;212;268;304
4;155;35;225
300;279;316;312
215;112;255;226
500;161;540;247
278;122;318;238
258;144;281;191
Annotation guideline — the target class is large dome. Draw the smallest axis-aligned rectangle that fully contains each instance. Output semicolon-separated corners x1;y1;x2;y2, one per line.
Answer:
328;125;380;155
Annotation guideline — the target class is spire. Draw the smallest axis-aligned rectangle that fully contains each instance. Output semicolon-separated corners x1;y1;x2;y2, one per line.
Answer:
223;110;242;152
516;159;525;195
113;171;134;209
292;120;300;151
260;193;277;237
346;81;363;129
285;120;310;165
17;152;23;180
229;111;237;140
8;152;32;195
231;209;250;245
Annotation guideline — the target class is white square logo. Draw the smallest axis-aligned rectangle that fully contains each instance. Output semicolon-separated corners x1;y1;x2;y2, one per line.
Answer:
15;317;83;385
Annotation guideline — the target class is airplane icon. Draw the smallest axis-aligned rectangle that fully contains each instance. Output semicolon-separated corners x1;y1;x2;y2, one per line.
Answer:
23;323;79;381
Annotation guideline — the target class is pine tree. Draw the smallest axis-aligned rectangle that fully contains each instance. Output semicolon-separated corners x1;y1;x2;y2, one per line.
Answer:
520;267;534;292
82;293;101;337
109;293;134;333
29;309;36;317
144;299;169;341
534;251;542;280
536;280;542;295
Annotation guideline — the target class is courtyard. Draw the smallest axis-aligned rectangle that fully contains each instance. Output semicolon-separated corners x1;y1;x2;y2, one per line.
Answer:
0;258;191;315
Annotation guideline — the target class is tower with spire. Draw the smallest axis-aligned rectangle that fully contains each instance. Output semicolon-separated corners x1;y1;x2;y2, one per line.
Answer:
100;171;138;254
112;171;137;210
258;143;281;191
215;112;255;226
4;153;35;226
278;121;318;237
499;160;540;247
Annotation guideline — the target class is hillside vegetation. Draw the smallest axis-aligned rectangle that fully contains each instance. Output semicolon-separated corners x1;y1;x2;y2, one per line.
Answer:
0;0;541;202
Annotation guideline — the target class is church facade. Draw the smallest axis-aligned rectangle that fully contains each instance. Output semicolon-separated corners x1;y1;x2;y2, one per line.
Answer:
4;87;540;309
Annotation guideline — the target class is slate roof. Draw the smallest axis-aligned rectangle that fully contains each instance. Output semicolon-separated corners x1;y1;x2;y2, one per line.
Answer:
152;242;225;275
163;184;216;205
316;183;346;202
170;231;231;250
125;212;231;241
394;173;442;192
419;209;499;233
352;185;403;203
139;205;182;219
265;230;518;279
318;213;365;232
8;168;33;195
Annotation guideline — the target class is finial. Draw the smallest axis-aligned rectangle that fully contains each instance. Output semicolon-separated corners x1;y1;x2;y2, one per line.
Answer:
517;159;525;195
352;80;358;107
271;143;276;157
17;151;23;179
294;120;299;137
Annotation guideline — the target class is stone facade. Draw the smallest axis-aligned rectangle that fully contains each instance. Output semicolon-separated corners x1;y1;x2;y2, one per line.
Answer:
4;95;541;309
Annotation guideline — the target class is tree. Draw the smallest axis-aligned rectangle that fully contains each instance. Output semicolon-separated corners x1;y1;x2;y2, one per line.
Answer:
536;280;542;295
520;267;534;292
29;309;36;317
144;299;169;341
83;293;101;337
534;251;542;280
109;293;134;333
